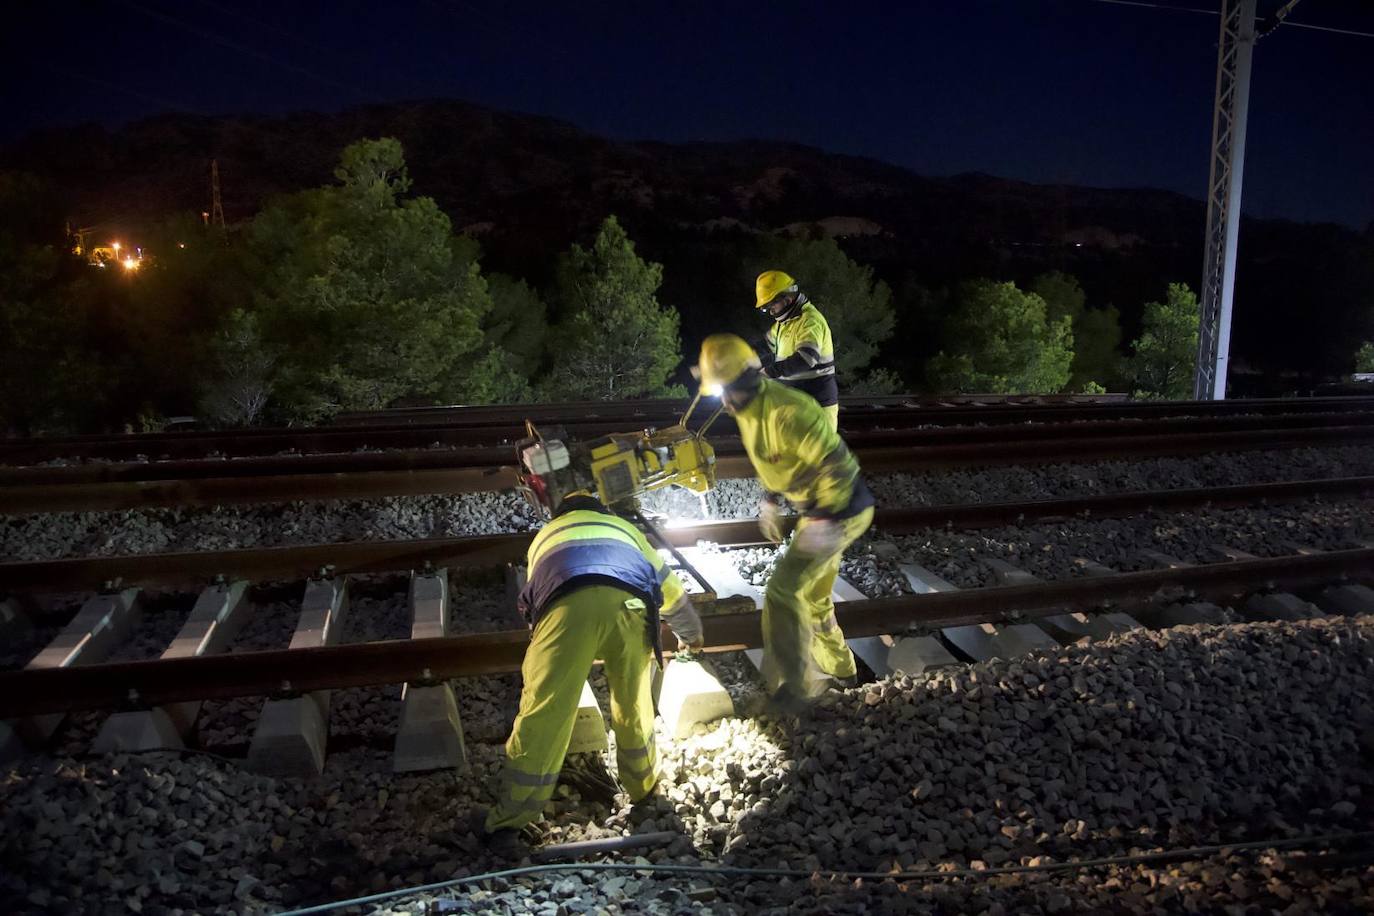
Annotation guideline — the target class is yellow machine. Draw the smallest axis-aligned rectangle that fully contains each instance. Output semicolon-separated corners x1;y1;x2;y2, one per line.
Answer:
515;392;723;514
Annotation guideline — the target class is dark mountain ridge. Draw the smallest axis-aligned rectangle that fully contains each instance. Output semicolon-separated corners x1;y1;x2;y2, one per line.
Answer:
4;98;1370;385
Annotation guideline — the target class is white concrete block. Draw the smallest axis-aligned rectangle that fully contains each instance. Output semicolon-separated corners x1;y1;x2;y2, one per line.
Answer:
247;577;347;775
247;694;329;777
93;581;250;753
393;683;467;773
658;658;734;739
943;622;1059;661
18;588;142;749
567;681;608;754
886;635;958;676
29;588;142;669
91;708;184;753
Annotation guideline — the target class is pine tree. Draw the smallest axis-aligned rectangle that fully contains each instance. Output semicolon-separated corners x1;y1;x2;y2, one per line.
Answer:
1129;283;1200;400
542;216;684;400
1029;271;1122;391
245;138;492;420
926;280;1074;393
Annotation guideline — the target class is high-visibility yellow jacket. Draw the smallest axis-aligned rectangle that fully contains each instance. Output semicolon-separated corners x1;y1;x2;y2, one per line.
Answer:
517;505;701;652
734;379;872;519
766;300;838;407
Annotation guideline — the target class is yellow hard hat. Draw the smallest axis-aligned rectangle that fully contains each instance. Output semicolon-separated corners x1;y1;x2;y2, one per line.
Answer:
755;270;797;309
697;334;761;389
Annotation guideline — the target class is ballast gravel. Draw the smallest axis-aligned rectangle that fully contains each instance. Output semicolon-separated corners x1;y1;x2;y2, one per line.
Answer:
4;615;1372;914
4;445;1371;561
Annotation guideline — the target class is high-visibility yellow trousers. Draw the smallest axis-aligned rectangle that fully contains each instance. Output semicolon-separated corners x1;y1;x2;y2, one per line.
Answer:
823;403;839;433
485;584;658;832
760;507;873;696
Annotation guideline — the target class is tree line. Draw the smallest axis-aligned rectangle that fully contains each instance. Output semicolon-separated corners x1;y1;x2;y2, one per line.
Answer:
4;138;1362;435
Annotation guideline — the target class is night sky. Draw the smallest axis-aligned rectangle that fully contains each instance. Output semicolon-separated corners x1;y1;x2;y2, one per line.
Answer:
5;0;1373;227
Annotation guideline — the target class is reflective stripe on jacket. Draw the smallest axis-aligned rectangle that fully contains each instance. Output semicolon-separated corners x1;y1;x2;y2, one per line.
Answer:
767;301;838;407
517;509;696;659
734;379;873;520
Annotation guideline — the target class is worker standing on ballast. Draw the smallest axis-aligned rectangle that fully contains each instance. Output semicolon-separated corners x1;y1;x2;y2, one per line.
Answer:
755;270;840;431
696;333;874;714
477;490;704;850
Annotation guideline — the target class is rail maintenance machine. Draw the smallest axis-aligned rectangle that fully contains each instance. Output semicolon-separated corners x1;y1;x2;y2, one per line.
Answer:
511;391;754;619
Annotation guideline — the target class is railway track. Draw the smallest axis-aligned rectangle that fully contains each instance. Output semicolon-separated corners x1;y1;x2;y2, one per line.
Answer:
3;394;1372;466
2;477;1369;744
4;409;1373;514
4;462;1371;916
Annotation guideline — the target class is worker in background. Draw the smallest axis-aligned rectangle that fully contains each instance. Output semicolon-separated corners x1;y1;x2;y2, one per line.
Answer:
476;491;704;852
755;270;840;431
696;333;874;714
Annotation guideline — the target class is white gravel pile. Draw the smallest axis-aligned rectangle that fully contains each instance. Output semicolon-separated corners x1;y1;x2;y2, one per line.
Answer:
5;446;1370;561
3;615;1371;914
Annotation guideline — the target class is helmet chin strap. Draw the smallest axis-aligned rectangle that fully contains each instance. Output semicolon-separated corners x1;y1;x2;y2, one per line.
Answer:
768;293;805;322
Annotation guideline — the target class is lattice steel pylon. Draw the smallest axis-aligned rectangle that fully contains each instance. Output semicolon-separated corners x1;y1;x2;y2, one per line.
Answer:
1194;0;1258;400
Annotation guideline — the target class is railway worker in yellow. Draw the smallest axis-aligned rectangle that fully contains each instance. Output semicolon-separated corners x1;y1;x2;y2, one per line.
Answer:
755;269;840;431
479;492;704;845
697;333;874;714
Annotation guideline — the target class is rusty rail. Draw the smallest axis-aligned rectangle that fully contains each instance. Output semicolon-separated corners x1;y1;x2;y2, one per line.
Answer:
3;422;1373;515
3;394;1372;466
3;475;1369;593
1;547;1369;718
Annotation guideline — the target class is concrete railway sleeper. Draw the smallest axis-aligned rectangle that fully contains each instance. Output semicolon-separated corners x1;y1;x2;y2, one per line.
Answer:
0;540;1369;768
5;492;1372;915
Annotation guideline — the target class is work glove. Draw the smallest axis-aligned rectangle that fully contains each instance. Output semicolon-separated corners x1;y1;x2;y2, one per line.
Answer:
676;634;705;656
761;361;782;379
794;517;843;557
758;496;787;543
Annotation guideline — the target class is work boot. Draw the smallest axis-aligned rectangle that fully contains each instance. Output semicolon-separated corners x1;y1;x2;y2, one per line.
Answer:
764;684;809;720
468;809;534;860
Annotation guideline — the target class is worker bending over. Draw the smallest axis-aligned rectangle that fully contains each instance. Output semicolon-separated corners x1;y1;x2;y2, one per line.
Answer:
697;333;874;713
755;269;840;431
480;492;704;845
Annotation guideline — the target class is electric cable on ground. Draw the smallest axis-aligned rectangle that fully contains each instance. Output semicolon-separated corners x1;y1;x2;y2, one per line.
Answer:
276;829;1374;916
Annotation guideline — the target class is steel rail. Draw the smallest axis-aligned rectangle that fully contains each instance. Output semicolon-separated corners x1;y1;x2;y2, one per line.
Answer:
1;547;1369;718
330;393;1356;426
3;423;1374;516
6;410;1371;488
3;475;1369;593
3;395;1372;465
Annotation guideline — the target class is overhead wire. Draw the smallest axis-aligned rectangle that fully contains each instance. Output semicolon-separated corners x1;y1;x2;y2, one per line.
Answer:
114;0;380;102
1281;20;1374;39
1078;0;1219;15
1080;0;1374;40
